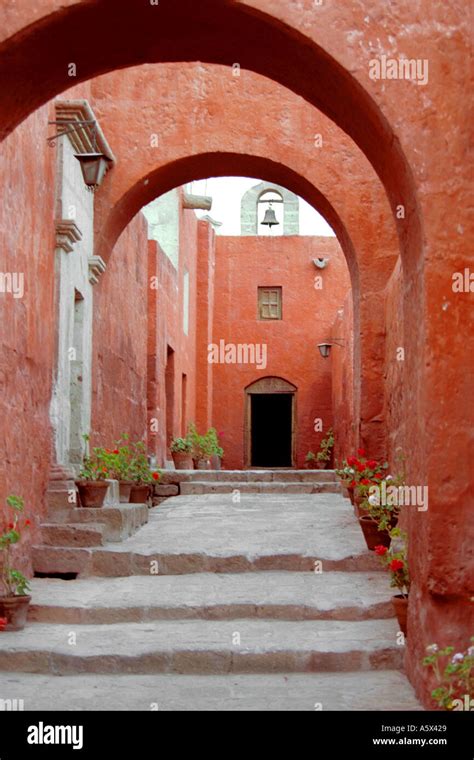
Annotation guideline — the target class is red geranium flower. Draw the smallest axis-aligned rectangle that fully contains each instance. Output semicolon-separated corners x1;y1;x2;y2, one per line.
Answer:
113;449;119;455
367;459;377;469
102;467;108;473
349;480;357;488
25;519;31;526
0;617;8;631
356;462;366;473
374;545;388;556
389;559;404;572
361;478;371;485
152;472;159;480
374;472;383;479
357;448;366;457
8;522;14;529
347;456;357;466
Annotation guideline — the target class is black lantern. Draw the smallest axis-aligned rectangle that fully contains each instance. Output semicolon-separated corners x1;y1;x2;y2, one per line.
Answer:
318;339;345;359
318;343;332;359
74;152;112;189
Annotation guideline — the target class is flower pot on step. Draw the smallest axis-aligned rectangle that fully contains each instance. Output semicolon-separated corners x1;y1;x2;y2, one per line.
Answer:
130;484;150;503
348;487;355;506
196;458;210;470
316;461;327;469
392;594;408;636
76;480;108;508
359;515;391;551
172;452;194;470
119;481;133;503
210;454;221;470
0;595;31;631
356;504;370;519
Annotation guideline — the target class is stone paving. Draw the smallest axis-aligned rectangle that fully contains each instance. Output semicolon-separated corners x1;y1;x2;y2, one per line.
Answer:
0;489;422;711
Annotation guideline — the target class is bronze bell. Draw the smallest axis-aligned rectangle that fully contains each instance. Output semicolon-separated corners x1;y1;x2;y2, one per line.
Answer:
261;204;279;228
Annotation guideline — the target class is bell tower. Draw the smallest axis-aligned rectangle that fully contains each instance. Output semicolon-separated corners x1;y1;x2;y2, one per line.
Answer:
240;181;300;236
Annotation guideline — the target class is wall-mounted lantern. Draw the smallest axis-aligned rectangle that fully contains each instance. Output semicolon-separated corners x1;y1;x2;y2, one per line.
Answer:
313;257;329;269
317;338;345;359
47;118;112;191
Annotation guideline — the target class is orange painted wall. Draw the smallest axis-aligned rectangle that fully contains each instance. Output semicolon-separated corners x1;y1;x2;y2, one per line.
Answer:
211;235;351;468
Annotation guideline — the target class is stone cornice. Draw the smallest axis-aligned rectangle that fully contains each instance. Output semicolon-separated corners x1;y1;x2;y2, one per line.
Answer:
55;219;82;253
88;255;107;285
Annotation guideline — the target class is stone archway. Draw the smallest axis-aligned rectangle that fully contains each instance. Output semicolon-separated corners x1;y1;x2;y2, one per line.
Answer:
244;377;297;468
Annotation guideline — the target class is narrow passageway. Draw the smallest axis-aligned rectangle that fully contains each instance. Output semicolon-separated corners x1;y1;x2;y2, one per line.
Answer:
0;473;421;710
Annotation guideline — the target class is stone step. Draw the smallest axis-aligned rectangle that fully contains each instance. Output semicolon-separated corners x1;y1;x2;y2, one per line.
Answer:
0;619;404;675
180;481;339;495
32;493;380;576
32;543;380;577
159;469;338;484
40;523;106;548
27;572;395;624
55;503;149;542
0;671;422;710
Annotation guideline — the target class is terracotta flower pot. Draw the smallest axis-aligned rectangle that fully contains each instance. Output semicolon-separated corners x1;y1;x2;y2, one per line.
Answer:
119;481;133;503
76;480;108;508
316;460;327;469
359;515;391;551
210;454;221;470
196;458;210;470
130;484;150;503
356;504;370;519
392;594;408;636
172;452;194;470
348;487;355;506
0;595;31;631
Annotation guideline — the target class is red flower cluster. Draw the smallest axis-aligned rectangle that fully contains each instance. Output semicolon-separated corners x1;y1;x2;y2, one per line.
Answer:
152;472;160;481
374;545;388;556
0;617;7;632
389;559;404;572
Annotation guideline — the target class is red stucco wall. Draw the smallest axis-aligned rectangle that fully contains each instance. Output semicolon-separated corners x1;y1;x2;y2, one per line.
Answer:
211;236;350;468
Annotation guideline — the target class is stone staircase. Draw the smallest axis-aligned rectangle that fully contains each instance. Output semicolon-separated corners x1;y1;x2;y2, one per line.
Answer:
0;479;421;710
158;468;340;496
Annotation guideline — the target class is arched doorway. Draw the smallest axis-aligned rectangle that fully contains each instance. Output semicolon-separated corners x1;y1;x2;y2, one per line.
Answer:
245;377;297;467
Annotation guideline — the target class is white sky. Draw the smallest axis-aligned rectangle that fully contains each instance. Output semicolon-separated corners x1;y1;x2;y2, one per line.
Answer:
188;177;335;236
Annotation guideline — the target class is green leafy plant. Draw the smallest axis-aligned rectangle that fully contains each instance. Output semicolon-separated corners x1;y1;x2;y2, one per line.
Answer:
423;638;474;710
187;424;214;461
305;451;316;465
316;428;334;462
374;528;410;597
78;447;109;481
0;496;31;597
205;428;224;458
170;436;193;454
128;440;160;485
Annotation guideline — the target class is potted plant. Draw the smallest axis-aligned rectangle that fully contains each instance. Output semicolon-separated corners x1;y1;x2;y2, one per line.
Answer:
129;441;160;502
374;528;410;634
188;423;213;470
207;428;224;470
170;436;194;470
75;444;109;508
0;496;31;631
316;428;334;469
104;435;135;503
423;639;474;710
305;451;317;469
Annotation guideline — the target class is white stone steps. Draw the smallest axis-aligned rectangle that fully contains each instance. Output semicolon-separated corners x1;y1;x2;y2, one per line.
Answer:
0;619;404;675
40;523;105;548
32;544;380;577
55;503;149;541
180;481;339;495
27;572;395;624
0;671;421;711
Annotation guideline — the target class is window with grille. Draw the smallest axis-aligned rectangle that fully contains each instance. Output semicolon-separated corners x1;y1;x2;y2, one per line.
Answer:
258;287;282;320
